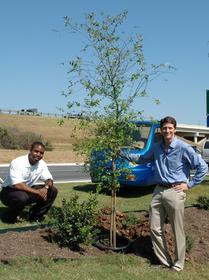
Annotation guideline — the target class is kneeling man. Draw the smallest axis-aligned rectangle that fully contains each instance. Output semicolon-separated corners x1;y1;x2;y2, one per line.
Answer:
0;141;58;223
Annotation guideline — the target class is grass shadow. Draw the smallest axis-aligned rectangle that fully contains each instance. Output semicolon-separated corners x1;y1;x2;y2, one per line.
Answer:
117;185;155;198
201;179;209;186
73;184;97;193
128;235;158;264
73;183;155;199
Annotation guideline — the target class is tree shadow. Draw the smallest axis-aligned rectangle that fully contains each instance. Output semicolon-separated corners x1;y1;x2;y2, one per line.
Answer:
117;185;155;198
73;183;155;199
73;184;97;193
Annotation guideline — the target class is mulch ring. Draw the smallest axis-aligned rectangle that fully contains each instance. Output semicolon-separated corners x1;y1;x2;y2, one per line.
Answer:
97;207;209;264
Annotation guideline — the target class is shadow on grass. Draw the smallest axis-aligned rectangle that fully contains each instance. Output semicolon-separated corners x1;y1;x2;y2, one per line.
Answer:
73;183;155;199
73;184;98;193
117;185;155;198
201;179;209;186
0;224;44;234
128;235;158;264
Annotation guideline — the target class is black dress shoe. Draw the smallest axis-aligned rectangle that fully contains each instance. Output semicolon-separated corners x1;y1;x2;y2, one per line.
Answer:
1;212;17;224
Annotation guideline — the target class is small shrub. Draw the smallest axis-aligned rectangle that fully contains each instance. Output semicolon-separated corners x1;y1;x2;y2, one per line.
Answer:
18;132;43;150
196;196;209;210
0;127;53;151
49;193;99;249
186;234;195;253
0;127;19;149
44;141;53;151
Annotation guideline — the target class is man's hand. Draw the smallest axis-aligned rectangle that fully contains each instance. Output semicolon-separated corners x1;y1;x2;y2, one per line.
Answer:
14;183;48;201
119;150;140;162
44;179;53;188
119;150;129;159
173;183;189;192
36;188;48;201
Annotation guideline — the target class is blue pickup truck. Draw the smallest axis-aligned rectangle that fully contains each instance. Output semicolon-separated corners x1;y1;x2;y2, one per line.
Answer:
90;120;161;187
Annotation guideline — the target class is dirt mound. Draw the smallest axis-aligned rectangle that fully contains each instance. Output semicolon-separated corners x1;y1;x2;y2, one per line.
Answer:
0;207;208;264
97;206;209;264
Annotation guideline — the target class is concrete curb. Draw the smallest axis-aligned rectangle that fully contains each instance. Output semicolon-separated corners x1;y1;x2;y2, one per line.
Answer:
0;163;86;167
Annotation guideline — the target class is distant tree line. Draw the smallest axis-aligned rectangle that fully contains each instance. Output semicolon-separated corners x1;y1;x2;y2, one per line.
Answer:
0;127;53;151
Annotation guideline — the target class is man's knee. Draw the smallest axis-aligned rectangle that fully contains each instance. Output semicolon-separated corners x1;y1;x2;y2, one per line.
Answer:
11;191;29;207
2;190;29;209
48;186;58;200
52;185;58;195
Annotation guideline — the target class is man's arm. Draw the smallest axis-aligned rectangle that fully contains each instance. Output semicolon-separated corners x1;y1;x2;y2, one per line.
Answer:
184;147;208;188
14;182;48;201
39;162;53;186
119;148;154;163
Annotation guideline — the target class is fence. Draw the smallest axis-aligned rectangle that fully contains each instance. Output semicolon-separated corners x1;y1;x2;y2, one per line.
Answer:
0;109;73;119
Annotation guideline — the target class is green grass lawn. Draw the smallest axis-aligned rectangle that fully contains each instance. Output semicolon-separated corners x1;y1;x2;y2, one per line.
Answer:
0;182;154;230
0;178;209;279
0;254;209;280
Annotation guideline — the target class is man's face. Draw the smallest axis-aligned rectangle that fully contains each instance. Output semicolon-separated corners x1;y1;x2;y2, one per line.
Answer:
29;145;45;165
160;122;176;143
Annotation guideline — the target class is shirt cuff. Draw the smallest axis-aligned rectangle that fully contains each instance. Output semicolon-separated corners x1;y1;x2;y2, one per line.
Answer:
187;181;194;188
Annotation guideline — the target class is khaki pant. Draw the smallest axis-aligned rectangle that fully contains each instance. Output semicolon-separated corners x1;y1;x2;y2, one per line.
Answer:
149;185;186;271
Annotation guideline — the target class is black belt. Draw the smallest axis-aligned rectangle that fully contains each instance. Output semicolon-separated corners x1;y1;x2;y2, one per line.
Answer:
158;183;179;188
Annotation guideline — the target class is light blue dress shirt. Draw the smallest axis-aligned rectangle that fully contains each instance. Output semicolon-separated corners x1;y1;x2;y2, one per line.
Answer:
127;137;208;188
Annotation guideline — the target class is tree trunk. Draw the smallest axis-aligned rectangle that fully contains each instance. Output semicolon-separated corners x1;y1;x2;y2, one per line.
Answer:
110;160;117;248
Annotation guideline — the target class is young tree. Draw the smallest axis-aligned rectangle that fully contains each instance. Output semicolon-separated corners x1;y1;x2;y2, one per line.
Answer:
62;11;172;249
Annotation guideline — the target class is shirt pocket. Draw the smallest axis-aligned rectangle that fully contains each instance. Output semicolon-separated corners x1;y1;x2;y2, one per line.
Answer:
167;153;181;170
22;171;31;181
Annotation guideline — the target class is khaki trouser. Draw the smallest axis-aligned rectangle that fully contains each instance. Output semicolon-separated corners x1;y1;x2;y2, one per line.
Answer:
149;185;186;271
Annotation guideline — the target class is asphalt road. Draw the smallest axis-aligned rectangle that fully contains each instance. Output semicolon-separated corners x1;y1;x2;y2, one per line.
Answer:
0;164;208;185
0;163;91;184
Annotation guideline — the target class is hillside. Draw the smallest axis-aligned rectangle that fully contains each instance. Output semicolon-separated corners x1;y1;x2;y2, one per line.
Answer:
0;114;85;163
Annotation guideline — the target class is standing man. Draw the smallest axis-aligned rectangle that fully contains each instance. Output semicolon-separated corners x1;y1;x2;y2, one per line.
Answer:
0;141;58;223
148;116;208;271
122;116;208;271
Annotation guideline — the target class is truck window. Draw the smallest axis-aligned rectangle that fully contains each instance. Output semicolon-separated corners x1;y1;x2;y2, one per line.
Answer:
204;141;209;149
154;128;162;143
130;125;152;149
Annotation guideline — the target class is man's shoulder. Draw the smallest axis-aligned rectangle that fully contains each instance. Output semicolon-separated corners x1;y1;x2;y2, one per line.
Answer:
174;137;193;150
38;159;48;167
11;154;28;164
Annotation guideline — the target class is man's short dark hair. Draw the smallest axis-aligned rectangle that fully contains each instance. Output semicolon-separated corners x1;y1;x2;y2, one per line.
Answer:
30;141;45;151
160;116;177;129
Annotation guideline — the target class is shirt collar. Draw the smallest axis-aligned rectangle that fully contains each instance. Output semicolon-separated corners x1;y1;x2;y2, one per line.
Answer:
160;136;178;149
26;154;39;167
170;136;178;148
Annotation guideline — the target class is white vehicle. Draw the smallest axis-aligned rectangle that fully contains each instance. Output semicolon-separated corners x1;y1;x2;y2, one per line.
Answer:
202;139;209;164
0;177;3;189
20;108;39;116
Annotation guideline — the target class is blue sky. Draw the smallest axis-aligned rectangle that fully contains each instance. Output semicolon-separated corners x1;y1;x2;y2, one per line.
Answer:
0;0;209;125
